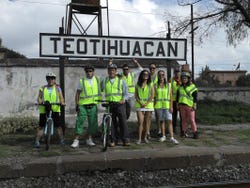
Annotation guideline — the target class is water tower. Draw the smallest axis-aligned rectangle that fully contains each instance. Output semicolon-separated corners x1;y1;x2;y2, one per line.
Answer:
65;0;108;35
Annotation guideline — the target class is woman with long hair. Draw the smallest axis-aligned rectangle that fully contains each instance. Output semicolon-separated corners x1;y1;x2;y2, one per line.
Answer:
135;70;154;144
154;70;179;144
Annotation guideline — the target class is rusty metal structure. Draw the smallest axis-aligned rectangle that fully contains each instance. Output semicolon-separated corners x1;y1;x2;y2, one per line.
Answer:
65;0;109;36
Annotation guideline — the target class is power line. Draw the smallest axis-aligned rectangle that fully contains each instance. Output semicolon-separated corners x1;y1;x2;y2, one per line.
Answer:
8;0;66;6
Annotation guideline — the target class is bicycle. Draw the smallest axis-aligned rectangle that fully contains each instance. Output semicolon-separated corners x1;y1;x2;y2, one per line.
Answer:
96;100;113;152
37;101;62;150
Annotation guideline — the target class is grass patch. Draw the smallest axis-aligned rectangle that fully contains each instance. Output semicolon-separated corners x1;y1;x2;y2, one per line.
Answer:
196;100;250;125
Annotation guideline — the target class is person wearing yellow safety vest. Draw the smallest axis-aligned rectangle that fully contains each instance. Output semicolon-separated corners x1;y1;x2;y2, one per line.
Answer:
135;70;155;144
154;70;179;144
149;63;159;139
171;67;182;135
101;63;130;147
177;71;199;139
71;65;102;148
34;72;65;148
120;59;143;120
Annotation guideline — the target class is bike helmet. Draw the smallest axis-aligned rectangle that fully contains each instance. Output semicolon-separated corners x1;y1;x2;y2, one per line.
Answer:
46;72;56;79
108;63;117;69
84;65;95;71
181;71;191;78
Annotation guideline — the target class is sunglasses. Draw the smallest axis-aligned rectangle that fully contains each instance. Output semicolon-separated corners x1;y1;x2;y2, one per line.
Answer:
123;68;129;71
150;67;156;70
86;70;93;73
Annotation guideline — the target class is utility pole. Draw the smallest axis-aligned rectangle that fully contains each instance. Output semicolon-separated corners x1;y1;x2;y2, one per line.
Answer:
59;19;65;134
191;4;194;81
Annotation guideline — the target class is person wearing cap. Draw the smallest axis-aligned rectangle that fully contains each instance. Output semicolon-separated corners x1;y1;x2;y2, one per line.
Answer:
71;65;102;148
120;59;143;120
34;72;66;148
172;67;182;135
176;71;199;139
101;63;130;147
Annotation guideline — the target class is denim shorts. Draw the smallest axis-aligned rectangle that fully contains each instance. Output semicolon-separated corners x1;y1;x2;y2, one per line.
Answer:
155;109;172;121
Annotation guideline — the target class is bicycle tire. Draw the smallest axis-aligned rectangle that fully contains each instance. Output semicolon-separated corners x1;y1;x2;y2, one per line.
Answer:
45;119;53;150
102;116;111;152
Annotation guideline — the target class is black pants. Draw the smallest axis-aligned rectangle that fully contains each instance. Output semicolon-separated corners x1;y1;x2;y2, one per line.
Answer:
172;101;182;134
125;100;131;120
110;103;130;143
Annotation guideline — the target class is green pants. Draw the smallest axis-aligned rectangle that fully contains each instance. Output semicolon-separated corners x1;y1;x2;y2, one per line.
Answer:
75;105;98;135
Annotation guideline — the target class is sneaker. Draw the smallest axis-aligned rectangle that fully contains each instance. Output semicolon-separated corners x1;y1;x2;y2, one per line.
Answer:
71;139;79;148
147;133;151;140
109;142;116;147
136;140;141;145
170;137;179;144
144;138;149;144
159;136;166;142
123;142;130;146
181;131;188;138
34;141;40;148
86;138;95;146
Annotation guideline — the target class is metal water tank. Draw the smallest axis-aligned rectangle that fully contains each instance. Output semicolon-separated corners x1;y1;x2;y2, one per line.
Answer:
71;0;100;13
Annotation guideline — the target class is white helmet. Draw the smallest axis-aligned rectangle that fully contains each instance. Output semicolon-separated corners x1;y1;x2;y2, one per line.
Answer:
46;72;56;78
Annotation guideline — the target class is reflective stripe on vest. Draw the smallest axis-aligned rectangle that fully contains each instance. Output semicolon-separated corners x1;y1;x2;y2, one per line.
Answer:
104;77;123;102
79;76;102;105
122;72;135;94
178;84;198;107
154;83;171;109
135;82;154;109
39;85;60;113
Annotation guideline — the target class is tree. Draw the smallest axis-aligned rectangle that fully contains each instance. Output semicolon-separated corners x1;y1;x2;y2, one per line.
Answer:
167;0;250;46
236;74;250;86
195;65;220;87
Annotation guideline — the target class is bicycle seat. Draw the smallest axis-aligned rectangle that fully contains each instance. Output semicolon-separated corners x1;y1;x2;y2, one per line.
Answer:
102;103;109;108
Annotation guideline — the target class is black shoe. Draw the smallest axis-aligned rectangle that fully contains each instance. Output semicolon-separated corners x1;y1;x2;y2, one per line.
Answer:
193;131;199;139
181;131;188;138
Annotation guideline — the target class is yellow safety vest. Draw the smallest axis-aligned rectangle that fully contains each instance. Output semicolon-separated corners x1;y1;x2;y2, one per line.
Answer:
104;77;123;102
172;79;180;101
122;72;135;94
178;84;198;107
39;85;60;113
79;76;102;105
135;83;154;109
154;83;171;109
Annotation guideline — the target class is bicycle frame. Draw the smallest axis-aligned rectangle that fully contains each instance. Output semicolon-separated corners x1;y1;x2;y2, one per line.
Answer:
37;102;61;150
96;100;113;152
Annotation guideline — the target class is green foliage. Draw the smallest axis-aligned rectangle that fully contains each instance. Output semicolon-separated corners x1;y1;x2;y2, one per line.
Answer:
195;66;220;87
236;74;250;86
0;116;38;135
196;99;250;125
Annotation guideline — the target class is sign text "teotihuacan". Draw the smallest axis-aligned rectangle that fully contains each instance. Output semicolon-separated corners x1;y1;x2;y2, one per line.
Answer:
40;33;187;60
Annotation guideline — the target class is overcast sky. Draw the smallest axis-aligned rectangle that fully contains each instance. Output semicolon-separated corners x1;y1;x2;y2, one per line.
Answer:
1;0;249;77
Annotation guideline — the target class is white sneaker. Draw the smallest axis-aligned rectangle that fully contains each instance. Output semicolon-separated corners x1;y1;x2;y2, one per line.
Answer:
159;136;166;142
170;137;179;144
71;139;79;148
86;138;95;146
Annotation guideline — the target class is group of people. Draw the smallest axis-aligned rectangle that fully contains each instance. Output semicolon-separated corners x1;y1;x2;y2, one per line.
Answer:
34;59;199;149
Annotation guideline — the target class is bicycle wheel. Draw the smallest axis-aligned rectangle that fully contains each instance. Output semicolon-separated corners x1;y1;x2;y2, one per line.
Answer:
45;119;53;150
102;116;111;152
